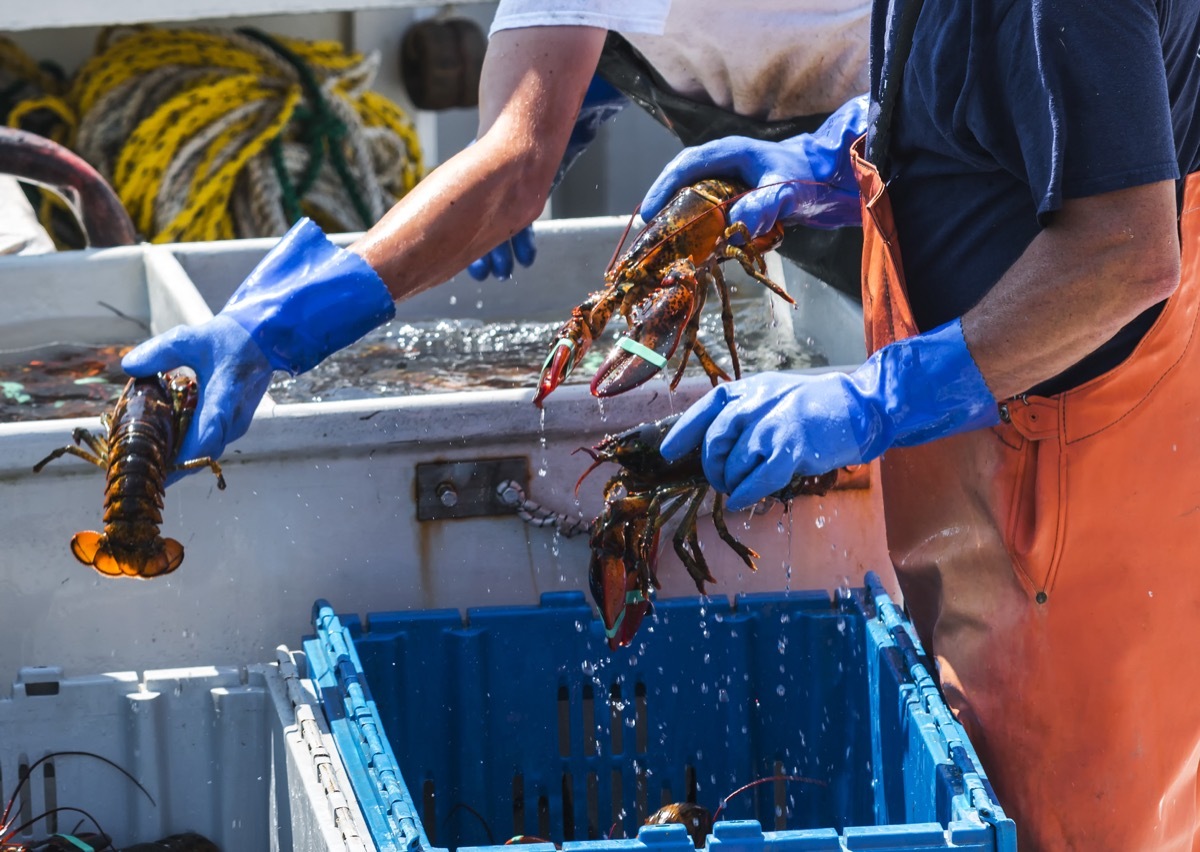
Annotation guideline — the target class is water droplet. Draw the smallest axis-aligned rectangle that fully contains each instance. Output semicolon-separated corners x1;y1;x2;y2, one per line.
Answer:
815;515;827;529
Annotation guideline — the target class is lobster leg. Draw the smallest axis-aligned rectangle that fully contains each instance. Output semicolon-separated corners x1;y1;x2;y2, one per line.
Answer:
709;264;741;380
712;494;760;572
689;339;732;388
172;456;227;489
672;487;717;593
32;442;104;473
721;223;795;305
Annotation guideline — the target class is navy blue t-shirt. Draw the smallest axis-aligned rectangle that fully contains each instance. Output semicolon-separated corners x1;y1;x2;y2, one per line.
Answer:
870;0;1200;395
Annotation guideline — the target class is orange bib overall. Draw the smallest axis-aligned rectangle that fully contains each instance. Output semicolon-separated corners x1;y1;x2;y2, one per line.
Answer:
852;136;1200;850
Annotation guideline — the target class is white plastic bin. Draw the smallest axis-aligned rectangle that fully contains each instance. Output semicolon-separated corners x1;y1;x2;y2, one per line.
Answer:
0;650;369;851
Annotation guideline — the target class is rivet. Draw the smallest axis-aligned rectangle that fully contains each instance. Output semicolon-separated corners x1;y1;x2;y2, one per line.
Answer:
1035;591;1048;604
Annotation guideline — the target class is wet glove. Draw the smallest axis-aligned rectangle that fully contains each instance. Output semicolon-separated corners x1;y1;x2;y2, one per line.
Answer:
468;75;628;280
122;218;395;477
660;319;1001;511
640;94;868;237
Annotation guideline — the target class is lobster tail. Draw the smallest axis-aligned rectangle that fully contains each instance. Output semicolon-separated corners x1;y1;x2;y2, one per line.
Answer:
71;530;185;578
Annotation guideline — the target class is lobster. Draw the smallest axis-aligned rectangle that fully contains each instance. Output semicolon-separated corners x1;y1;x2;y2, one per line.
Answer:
32;371;225;578
644;775;825;848
533;179;794;407
577;415;840;650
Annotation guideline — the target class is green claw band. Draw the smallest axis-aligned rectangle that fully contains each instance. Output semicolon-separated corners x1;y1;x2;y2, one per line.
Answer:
541;338;577;375
603;590;646;639
53;836;95;852
617;336;668;369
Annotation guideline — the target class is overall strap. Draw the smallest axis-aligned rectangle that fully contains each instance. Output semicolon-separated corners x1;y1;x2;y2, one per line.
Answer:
866;0;926;174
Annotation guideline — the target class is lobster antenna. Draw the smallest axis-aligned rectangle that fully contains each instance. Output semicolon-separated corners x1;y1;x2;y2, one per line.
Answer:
711;774;826;824
572;448;608;496
1;750;156;829
605;204;642;274
445;801;496;846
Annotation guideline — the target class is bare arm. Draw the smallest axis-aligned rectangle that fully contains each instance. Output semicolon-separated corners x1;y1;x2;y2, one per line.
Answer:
349;26;607;301
962;180;1181;399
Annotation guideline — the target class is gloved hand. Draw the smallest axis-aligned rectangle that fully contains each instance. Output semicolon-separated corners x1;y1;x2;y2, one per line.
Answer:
467;225;536;281
123;218;395;480
660;319;1001;510
640;94;869;238
467;75;628;281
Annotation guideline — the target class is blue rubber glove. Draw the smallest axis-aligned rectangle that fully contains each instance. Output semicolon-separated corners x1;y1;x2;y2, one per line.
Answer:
467;75;628;281
640;94;869;238
123;218;395;478
660;319;1001;511
467;226;537;281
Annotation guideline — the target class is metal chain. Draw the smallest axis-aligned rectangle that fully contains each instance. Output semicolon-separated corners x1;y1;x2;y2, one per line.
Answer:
496;480;591;538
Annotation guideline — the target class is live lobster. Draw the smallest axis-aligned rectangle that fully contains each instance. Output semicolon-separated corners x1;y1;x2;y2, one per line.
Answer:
32;371;225;577
533;179;794;406
577;415;841;650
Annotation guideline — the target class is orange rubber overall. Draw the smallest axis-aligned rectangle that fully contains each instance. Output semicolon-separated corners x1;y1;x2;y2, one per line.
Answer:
852;134;1200;851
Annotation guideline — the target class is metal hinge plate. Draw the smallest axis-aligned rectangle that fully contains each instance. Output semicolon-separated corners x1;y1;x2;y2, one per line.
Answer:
415;457;529;521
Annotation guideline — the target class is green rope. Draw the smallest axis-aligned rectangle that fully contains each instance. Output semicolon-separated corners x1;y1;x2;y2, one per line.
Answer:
269;137;304;224
239;27;375;229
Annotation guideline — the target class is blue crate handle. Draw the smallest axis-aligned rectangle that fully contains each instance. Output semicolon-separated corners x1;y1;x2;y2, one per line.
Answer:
309;600;429;852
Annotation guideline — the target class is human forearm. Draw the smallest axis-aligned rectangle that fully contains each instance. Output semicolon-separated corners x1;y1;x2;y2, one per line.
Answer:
962;180;1181;400
349;139;550;300
349;26;606;302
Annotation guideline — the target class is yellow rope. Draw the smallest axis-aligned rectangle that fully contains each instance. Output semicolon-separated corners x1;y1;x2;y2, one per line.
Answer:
2;26;424;243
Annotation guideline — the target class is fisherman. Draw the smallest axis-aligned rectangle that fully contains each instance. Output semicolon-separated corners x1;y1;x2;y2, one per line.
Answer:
120;0;871;470
639;0;1200;848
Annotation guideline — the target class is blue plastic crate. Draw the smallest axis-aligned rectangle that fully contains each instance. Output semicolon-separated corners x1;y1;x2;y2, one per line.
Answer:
305;572;1015;852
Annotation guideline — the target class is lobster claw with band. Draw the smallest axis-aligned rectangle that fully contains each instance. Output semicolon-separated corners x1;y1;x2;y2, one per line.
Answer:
587;490;658;651
590;258;718;398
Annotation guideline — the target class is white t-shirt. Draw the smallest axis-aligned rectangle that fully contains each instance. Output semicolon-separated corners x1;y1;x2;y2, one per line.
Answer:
489;0;870;122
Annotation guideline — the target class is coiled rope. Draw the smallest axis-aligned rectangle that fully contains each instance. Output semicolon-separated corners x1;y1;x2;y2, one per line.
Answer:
3;26;423;243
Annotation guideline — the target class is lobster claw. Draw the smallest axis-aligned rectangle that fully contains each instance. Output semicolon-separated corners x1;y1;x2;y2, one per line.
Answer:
533;312;595;408
591;259;701;398
589;500;658;650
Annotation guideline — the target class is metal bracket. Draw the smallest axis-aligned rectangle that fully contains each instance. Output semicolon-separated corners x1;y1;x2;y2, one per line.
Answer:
415;457;529;521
